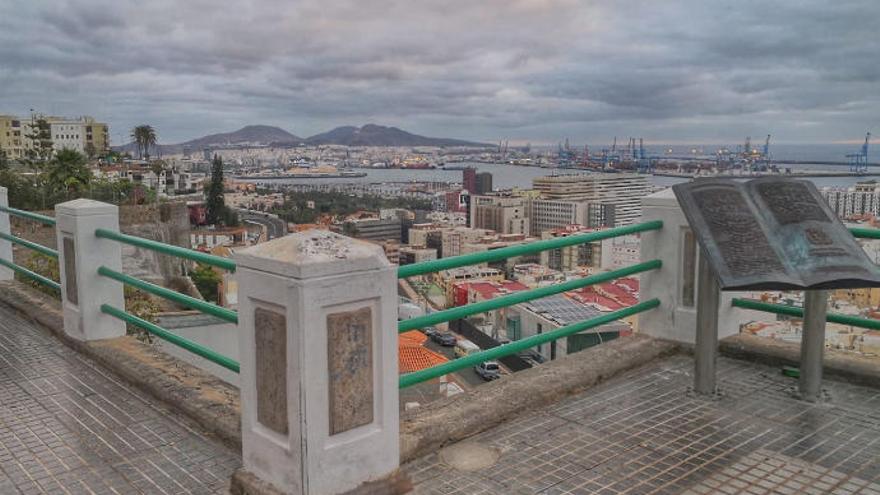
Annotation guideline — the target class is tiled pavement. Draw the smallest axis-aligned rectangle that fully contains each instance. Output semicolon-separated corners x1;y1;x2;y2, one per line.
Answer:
0;304;241;494
4;294;880;495
405;355;880;494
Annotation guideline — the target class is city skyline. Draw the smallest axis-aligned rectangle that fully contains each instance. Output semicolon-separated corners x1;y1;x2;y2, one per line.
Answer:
1;0;876;145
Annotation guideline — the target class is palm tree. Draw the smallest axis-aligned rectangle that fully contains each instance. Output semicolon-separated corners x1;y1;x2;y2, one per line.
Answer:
47;148;91;199
130;125;158;160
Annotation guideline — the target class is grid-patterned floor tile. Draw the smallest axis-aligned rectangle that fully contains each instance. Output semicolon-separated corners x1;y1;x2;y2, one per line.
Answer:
0;304;241;493
406;355;880;494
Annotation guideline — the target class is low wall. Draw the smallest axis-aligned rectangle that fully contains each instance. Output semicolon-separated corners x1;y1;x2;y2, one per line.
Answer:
720;333;880;390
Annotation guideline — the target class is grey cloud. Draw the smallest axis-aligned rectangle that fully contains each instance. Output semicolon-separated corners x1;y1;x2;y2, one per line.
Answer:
0;0;876;144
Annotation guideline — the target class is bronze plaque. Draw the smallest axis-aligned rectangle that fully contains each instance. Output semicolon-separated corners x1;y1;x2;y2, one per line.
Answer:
63;237;77;304
673;177;880;290
327;307;373;435
255;308;288;435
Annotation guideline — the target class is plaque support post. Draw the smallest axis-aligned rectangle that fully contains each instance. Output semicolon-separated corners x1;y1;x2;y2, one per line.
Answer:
799;289;828;402
0;187;12;281
694;252;720;395
233;230;404;495
55;199;125;341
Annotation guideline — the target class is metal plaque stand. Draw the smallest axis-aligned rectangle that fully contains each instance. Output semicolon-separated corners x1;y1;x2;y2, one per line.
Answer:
799;290;828;402
694;253;720;395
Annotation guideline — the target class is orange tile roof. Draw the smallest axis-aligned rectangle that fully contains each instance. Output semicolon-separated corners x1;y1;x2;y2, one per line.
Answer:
398;344;448;373
399;330;428;346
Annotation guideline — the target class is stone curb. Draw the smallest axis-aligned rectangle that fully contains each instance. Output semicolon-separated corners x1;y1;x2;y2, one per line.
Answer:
0;281;242;450
400;333;680;462
720;333;880;390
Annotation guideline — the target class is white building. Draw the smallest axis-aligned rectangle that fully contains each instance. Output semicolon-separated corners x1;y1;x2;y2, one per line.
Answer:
532;173;650;226
504;294;630;362
822;181;880;219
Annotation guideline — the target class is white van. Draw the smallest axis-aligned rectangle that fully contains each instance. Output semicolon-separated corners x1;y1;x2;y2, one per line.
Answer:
454;339;480;358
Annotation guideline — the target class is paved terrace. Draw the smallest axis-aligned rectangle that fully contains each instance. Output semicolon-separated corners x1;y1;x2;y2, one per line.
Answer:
405;355;880;495
0;304;240;494
2;296;880;495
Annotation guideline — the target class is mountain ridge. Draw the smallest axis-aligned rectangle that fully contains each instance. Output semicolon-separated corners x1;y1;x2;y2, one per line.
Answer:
113;123;491;154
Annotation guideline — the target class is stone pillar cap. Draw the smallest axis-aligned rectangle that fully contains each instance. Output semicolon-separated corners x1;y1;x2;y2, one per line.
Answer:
235;229;391;279
55;199;118;216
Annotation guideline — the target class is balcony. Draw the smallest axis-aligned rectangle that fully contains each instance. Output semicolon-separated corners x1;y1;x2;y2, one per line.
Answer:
0;186;879;494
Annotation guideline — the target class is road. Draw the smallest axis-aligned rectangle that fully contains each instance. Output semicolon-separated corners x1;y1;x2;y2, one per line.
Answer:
423;335;487;388
237;210;286;240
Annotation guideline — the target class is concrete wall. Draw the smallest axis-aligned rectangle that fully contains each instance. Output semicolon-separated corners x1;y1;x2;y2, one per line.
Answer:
639;189;767;345
156;313;239;386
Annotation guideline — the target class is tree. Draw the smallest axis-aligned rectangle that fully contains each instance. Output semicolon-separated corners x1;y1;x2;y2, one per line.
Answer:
191;263;221;303
47;148;91;199
204;155;226;225
25;118;53;162
130;125;158;160
150;159;169;195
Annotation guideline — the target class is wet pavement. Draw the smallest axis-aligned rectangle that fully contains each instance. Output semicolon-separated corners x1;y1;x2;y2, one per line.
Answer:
405;355;880;494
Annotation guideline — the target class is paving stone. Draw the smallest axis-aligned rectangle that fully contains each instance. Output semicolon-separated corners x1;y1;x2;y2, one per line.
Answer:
406;355;880;494
0;304;240;493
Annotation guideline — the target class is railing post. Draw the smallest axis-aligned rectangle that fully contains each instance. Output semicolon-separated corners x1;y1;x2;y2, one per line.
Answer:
55;199;125;340
694;253;720;395
0;187;12;281
233;230;404;495
799;289;828;402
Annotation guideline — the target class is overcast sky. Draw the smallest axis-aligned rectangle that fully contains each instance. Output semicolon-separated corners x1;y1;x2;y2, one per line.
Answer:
1;0;876;145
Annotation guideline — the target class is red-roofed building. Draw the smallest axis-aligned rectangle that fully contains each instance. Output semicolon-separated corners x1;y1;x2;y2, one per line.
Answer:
453;280;529;307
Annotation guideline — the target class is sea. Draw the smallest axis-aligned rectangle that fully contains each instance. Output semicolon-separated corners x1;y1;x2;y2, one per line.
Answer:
248;143;875;190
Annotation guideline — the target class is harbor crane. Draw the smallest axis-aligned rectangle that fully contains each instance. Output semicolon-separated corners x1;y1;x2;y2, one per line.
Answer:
848;132;871;174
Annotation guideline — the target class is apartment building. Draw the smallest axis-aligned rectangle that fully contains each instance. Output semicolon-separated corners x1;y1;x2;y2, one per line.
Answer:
0;114;109;159
822;181;880;219
469;195;530;235
532;173;649;226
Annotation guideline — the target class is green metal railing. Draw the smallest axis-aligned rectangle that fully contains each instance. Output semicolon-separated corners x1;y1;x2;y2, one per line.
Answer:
0;207;60;291
94;229;239;370
399;299;659;388
850;227;880;240
0;232;58;258
98;266;238;323
397;220;662;278
397;220;665;388
0;258;61;291
731;298;880;331
101;304;240;373
398;259;661;332
94;228;236;271
0;205;56;226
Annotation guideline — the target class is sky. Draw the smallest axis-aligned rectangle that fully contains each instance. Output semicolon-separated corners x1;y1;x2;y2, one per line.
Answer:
0;0;877;146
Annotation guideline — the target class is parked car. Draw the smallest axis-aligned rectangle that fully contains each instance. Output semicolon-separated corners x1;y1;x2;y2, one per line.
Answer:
454;339;480;358
423;326;439;338
431;331;457;346
474;361;501;381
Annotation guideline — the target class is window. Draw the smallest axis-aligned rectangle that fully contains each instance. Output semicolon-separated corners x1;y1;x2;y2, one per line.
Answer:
536;323;543;354
506;316;521;341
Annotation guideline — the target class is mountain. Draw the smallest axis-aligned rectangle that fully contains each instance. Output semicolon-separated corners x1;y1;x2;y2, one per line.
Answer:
113;123;491;155
305;124;491;147
114;125;302;155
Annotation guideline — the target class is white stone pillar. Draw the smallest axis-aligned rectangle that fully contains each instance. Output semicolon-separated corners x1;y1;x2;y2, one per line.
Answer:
234;230;400;495
0;187;12;281
55;199;126;341
640;189;765;345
